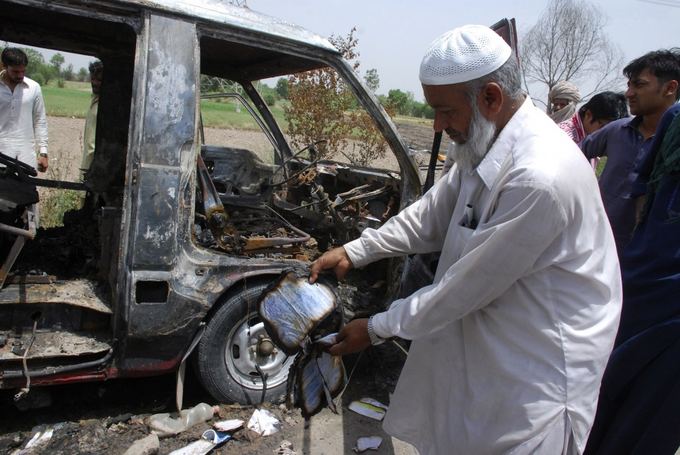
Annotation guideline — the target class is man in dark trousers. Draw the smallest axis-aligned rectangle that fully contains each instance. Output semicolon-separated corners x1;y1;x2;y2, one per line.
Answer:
585;103;680;455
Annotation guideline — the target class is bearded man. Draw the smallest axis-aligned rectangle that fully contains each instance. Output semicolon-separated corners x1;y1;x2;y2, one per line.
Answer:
310;25;621;454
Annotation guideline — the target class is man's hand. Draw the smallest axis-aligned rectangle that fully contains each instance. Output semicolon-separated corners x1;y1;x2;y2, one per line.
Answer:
37;155;48;173
328;318;371;356
309;246;354;283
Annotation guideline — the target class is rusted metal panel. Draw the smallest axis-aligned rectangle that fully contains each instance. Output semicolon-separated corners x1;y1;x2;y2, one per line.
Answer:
132;167;180;268
0;280;112;314
130;13;195;268
0;330;111;361
141;15;196;167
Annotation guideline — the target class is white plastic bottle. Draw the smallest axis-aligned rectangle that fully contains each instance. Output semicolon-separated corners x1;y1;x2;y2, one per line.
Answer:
149;402;218;436
181;402;216;429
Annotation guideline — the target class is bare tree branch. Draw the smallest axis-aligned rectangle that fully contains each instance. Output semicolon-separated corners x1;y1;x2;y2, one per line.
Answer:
520;0;624;109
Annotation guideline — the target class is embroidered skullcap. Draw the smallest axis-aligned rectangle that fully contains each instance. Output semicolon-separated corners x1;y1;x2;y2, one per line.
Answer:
419;25;512;85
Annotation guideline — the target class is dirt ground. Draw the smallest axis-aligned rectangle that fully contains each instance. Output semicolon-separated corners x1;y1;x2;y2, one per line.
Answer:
0;343;412;455
0;116;436;454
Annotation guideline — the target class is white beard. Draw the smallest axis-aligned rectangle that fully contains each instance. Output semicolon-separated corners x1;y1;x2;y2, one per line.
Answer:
449;103;497;172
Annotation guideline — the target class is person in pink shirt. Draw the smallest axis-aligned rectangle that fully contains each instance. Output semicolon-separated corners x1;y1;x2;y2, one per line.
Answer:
559;91;628;170
559;91;628;144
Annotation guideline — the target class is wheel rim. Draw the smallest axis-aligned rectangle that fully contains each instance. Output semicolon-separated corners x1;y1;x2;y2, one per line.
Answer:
224;314;293;390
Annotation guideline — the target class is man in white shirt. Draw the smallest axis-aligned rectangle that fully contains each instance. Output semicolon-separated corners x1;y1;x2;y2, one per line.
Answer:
310;25;622;454
0;47;49;172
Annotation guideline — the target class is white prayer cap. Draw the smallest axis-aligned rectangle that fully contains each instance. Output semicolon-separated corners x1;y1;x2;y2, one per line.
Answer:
419;25;512;86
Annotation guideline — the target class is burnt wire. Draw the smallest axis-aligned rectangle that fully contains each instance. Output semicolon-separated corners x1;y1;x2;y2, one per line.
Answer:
261;204;312;242
14;315;39;401
255;364;269;406
313;354;338;413
337;350;364;400
391;339;409;356
336;339;408;401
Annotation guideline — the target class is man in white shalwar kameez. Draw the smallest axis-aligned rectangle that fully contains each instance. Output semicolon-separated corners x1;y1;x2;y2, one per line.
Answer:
310;25;622;455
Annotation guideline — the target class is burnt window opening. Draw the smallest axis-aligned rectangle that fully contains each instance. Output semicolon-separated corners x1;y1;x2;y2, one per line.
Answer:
0;1;136;290
192;32;402;262
135;281;169;304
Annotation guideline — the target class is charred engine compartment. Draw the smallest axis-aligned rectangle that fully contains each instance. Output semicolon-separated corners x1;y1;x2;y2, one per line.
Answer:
194;145;401;261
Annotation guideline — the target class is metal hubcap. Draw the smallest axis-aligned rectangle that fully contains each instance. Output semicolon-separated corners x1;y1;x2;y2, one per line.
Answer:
225;315;293;390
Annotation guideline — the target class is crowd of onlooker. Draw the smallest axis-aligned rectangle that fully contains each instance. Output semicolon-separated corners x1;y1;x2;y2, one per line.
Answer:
548;49;680;455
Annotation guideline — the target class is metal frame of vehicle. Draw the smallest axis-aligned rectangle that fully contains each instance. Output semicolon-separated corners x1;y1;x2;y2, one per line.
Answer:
0;0;422;402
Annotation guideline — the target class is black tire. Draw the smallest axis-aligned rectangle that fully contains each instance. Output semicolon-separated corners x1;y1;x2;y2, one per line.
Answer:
195;281;294;405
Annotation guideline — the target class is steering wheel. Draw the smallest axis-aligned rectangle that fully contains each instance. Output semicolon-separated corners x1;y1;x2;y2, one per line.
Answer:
0;151;38;177
271;139;328;184
293;139;327;161
275;140;327;170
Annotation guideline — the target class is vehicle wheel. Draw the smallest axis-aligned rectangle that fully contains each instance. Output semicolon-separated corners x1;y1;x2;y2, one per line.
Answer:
195;281;295;405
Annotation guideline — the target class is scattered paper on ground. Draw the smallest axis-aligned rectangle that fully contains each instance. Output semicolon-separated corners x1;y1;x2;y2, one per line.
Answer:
348;398;388;421
213;419;244;432
168;439;215;455
16;428;54;455
353;436;383;452
357;398;387;410
247;408;281;436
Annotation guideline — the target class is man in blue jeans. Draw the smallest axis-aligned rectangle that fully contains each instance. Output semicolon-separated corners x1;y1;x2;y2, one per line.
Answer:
581;49;680;254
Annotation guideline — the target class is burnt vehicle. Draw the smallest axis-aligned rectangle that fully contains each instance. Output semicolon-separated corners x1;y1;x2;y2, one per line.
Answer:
0;0;423;404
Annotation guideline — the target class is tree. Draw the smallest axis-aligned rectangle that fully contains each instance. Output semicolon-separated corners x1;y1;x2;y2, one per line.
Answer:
521;0;624;108
410;101;434;119
50;53;65;74
275;78;289;99
77;67;88;82
16;48;58;85
256;82;278;106
284;28;388;166
63;63;74;81
386;89;414;116
364;68;380;93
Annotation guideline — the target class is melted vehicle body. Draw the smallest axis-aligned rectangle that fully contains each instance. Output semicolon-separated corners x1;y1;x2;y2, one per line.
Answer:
0;0;423;404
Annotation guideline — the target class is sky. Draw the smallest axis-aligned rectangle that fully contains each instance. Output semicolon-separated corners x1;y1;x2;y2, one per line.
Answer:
5;0;677;102
250;0;678;101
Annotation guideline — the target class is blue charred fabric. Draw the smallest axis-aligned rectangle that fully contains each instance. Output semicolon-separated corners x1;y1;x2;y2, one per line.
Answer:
293;351;345;417
258;270;346;418
258;271;342;356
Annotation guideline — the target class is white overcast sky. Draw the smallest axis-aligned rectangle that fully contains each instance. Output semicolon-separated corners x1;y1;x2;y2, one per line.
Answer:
251;0;678;100
6;0;677;101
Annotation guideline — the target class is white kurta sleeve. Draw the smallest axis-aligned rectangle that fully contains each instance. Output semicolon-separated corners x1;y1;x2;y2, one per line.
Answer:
344;168;462;268
32;86;48;154
371;181;568;340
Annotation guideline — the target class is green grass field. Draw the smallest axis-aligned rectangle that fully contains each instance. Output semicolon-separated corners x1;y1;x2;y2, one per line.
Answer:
42;85;93;118
42;84;288;130
200;98;287;130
